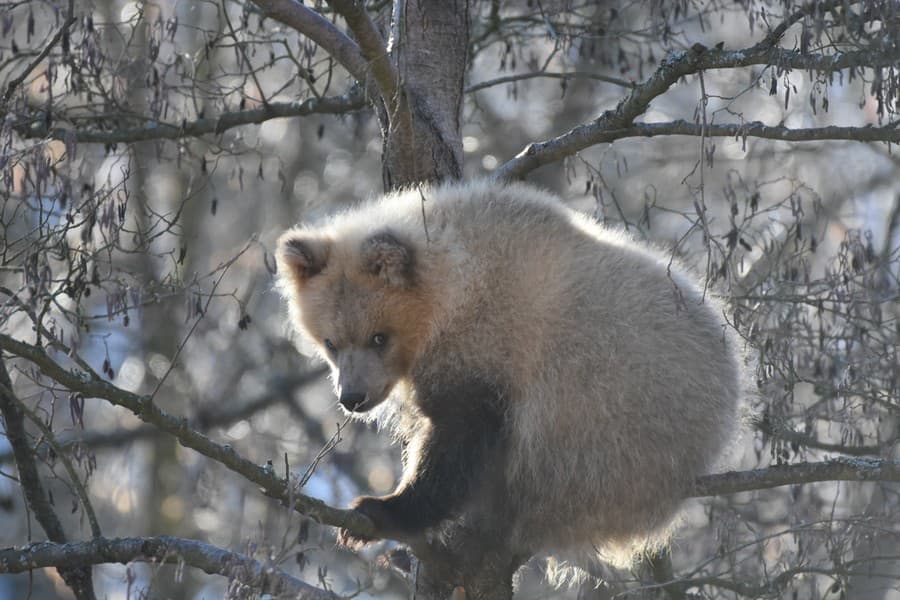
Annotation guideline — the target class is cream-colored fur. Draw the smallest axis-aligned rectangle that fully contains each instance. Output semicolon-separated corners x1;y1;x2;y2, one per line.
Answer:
277;180;744;567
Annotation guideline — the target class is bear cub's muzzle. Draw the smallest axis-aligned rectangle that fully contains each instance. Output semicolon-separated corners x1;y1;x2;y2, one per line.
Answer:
339;391;368;412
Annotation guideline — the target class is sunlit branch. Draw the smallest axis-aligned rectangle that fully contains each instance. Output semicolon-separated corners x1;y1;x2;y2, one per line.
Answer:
692;457;900;497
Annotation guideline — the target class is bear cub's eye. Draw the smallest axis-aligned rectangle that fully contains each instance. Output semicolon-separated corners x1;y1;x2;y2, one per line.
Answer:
324;338;337;354
371;333;388;347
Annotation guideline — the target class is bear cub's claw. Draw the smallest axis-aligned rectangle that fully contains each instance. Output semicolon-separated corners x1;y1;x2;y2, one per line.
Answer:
337;526;374;550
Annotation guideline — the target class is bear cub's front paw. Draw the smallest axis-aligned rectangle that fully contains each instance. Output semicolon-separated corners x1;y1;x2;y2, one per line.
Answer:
337;495;395;549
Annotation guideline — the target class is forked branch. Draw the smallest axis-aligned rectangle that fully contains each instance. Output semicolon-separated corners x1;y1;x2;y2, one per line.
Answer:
494;39;900;180
250;0;369;83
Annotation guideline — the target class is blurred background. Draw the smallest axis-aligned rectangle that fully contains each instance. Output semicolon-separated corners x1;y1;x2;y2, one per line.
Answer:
1;0;898;598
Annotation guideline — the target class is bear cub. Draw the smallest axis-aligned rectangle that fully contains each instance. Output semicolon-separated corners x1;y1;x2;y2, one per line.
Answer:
276;180;742;565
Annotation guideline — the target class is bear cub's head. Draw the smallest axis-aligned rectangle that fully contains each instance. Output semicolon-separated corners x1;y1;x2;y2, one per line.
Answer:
276;228;434;414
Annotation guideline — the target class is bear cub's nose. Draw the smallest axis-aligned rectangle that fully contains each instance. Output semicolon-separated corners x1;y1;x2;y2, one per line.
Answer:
339;391;367;412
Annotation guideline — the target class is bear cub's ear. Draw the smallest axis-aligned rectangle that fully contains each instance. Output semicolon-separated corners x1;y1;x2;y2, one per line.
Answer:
362;232;415;287
277;232;330;282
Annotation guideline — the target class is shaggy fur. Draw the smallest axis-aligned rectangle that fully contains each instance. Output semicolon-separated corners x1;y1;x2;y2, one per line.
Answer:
276;180;743;567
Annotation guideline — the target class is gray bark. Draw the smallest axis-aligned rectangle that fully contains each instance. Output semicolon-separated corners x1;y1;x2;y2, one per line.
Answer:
380;0;468;189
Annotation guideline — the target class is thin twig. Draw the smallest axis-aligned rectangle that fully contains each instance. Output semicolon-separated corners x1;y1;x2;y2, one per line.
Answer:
249;0;369;82
1;0;76;107
1;384;103;539
0;359;96;600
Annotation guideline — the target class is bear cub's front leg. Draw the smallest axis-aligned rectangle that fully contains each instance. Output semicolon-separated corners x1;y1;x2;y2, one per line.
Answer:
338;401;502;547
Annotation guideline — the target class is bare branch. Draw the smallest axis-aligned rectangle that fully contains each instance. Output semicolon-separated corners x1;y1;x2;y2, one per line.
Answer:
0;536;340;599
466;71;632;93
625;120;900;143
493;41;900;180
249;0;369;83
30;106;892;160
692;457;900;498
756;0;855;50
493;119;900;180
685;45;899;72
13;90;367;145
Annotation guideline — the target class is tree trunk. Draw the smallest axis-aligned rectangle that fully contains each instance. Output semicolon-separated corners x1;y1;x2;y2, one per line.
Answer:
375;2;521;596
380;0;468;189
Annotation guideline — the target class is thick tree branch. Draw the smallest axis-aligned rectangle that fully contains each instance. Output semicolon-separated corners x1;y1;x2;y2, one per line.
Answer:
249;0;369;83
13;91;367;145
493;41;900;180
0;360;96;600
0;333;375;539
685;45;898;72
692;457;900;497
0;536;339;599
